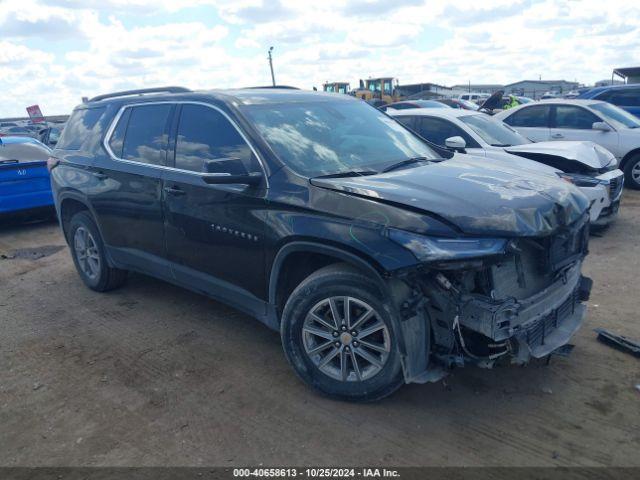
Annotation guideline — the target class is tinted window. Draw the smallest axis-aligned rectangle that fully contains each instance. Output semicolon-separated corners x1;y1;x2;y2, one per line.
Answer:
108;108;131;158
416;117;478;148
504;105;550;127
460;115;529;146
600;88;640;107
121;104;172;166
175;104;253;173
554;106;599;129
57;107;106;150
590;102;640;129
395;115;416;129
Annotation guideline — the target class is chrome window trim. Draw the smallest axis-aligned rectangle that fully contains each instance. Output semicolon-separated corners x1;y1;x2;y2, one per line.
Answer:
102;100;269;187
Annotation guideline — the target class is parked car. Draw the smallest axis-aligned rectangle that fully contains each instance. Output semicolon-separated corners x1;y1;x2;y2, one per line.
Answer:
577;84;640;118
379;100;450;111
50;87;592;401
38;125;64;147
0;136;54;219
435;98;479;110
0;126;37;138
457;92;490;103
387;108;624;227
494;99;640;189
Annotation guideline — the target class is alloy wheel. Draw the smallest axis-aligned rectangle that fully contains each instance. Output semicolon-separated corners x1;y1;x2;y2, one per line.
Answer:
302;296;391;382
74;226;101;280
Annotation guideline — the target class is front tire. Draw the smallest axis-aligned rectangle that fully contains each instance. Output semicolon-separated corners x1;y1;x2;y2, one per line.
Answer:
68;211;127;292
623;153;640;190
281;264;403;402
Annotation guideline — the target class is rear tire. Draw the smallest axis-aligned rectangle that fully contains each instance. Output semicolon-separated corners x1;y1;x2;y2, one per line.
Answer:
280;264;403;402
623;153;640;190
68;211;127;292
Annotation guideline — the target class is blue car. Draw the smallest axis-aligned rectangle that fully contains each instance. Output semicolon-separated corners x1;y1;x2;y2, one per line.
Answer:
578;84;640;118
0;136;54;218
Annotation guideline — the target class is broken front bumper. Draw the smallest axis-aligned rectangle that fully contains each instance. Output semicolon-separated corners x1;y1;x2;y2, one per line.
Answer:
458;262;592;362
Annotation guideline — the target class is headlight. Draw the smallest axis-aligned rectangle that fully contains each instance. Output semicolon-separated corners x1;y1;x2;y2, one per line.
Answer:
557;172;606;187
388;229;508;262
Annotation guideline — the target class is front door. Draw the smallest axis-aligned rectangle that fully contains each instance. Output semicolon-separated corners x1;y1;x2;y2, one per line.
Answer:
549;104;619;154
92;103;174;273
163;103;268;311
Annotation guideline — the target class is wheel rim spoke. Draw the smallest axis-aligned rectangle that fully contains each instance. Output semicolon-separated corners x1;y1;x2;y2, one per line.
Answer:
350;349;362;381
354;346;383;369
358;321;385;339
308;312;336;331
359;339;389;353
303;326;334;341
350;307;374;331
307;340;333;356
318;347;340;369
340;350;348;381
329;298;341;327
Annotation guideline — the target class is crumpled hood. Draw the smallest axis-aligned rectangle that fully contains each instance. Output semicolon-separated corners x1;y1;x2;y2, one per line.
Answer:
310;155;589;237
505;141;615;169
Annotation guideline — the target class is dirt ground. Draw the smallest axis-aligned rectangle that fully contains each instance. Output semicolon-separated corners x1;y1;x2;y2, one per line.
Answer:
1;192;639;468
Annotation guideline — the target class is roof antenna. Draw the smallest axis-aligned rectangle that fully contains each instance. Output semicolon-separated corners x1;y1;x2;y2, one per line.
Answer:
268;46;276;87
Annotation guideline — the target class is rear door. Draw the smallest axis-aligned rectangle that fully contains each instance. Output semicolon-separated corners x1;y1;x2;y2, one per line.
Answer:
502;104;551;142
163;103;268;308
597;87;640;118
93;103;174;272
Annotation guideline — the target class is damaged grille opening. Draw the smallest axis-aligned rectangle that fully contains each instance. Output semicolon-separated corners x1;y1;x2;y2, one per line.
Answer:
418;215;590;367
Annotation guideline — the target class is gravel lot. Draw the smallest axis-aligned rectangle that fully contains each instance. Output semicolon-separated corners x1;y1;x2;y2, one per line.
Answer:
1;191;639;467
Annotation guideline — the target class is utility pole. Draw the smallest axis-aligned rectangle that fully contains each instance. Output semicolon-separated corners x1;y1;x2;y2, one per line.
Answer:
268;46;276;87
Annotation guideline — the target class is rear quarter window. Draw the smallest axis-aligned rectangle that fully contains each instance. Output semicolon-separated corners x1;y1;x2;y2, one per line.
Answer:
56;107;107;150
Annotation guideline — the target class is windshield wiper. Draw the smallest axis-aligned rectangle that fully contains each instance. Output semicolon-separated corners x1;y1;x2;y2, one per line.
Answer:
490;143;511;147
313;169;378;179
381;156;431;173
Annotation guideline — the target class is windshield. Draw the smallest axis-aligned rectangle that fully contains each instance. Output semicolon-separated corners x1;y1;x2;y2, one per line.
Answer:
460;114;530;146
241;100;439;176
458;99;479;110
589;102;640;129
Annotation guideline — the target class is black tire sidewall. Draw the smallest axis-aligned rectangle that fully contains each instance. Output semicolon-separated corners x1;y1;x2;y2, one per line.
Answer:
68;212;109;290
281;268;403;402
623;154;640;189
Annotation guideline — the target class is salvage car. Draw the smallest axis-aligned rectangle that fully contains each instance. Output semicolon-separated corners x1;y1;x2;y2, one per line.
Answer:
50;87;592;401
0;136;54;219
494;99;640;189
388;108;624;227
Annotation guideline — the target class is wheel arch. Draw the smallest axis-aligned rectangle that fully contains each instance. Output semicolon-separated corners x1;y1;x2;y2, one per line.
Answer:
268;241;391;318
620;148;640;170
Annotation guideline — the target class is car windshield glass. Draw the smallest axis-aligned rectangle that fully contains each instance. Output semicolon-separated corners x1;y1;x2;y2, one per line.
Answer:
589;102;640;129
460;114;530;146
241;100;439;176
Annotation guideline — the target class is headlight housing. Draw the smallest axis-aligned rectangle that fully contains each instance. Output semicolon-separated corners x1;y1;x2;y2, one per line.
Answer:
388;228;508;262
557;172;606;187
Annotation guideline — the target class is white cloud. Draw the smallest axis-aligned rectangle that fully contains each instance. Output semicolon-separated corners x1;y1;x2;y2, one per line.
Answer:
0;0;639;116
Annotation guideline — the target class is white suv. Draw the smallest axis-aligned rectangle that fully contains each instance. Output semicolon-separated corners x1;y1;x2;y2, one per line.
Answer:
494;99;640;189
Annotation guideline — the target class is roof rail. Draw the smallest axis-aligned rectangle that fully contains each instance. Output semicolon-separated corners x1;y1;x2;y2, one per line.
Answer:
88;86;191;103
242;85;300;90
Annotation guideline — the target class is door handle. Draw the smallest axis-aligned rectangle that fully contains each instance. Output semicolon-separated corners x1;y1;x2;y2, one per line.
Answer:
551;133;564;139
163;186;185;196
94;172;108;180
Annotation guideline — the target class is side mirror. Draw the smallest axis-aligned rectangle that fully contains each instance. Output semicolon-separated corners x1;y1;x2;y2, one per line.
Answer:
202;158;263;186
445;136;467;152
592;121;612;132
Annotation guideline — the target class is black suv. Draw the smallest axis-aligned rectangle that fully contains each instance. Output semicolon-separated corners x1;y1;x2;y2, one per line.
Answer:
50;86;592;401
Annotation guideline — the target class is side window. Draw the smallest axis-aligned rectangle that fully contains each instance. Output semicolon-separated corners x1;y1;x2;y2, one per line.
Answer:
56;107;106;150
174;104;254;173
504;105;550;128
120;104;172;166
417;117;478;148
108;108;131;158
608;88;640;107
554;106;599;129
395;115;415;130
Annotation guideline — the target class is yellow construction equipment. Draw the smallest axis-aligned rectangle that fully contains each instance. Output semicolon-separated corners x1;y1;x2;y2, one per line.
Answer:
322;82;351;94
353;77;400;104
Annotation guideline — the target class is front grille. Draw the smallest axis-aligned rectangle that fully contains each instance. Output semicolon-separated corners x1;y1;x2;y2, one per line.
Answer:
525;290;577;348
608;175;623;201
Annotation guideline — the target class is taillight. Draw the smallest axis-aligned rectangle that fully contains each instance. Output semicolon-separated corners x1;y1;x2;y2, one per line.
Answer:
47;156;60;172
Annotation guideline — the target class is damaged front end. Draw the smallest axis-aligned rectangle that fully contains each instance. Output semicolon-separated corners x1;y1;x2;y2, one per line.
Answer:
388;213;592;384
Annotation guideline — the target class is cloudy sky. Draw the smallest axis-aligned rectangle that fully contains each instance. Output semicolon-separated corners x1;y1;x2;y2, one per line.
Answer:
1;0;639;117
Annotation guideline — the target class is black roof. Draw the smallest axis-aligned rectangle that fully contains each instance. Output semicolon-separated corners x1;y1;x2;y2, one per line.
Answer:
86;86;352;107
613;67;640;79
